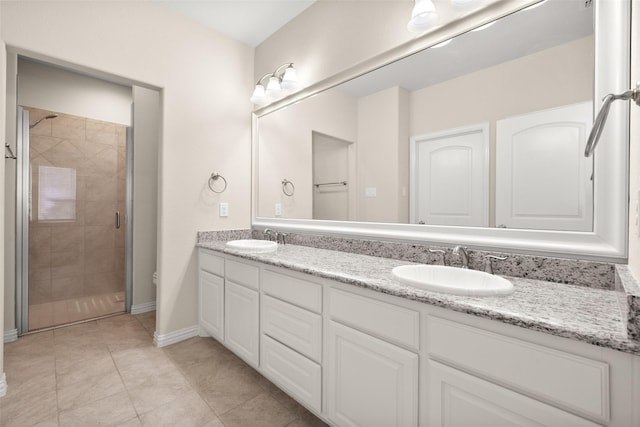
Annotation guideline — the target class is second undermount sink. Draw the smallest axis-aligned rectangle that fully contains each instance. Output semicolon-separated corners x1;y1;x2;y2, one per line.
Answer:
391;264;514;297
226;239;277;253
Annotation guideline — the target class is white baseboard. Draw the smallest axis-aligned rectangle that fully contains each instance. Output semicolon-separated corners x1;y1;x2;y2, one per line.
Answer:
0;373;7;397
153;324;199;348
4;329;17;343
131;301;156;314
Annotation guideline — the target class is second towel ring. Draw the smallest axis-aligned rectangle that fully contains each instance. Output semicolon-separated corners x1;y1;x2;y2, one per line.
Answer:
282;179;295;196
208;173;227;193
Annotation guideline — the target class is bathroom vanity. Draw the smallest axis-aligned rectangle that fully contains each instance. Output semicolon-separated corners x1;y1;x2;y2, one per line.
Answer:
197;242;640;427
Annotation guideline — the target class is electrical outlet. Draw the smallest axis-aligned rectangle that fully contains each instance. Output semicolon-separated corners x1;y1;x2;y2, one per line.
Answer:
275;203;282;217
219;202;229;217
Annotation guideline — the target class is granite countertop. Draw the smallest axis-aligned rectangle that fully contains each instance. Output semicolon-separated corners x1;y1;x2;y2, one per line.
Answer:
198;241;640;356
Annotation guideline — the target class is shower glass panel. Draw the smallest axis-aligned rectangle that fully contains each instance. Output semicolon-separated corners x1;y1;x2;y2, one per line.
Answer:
23;106;127;331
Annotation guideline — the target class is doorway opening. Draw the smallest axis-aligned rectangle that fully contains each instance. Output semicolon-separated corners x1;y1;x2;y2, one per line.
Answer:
312;132;353;221
18;107;129;331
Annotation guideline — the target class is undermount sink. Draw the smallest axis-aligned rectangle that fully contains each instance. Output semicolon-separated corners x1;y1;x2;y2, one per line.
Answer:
391;264;514;297
225;239;277;253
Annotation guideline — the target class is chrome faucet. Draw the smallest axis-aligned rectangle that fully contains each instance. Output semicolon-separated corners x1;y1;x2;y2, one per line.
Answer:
453;246;469;269
428;248;446;266
263;228;276;241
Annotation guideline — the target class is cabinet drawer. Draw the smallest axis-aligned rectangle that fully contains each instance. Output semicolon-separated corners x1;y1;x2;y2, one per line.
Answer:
261;334;322;414
329;288;419;351
428;360;600;427
262;269;322;313
226;258;259;290
427;315;610;422
263;295;322;362
199;250;224;276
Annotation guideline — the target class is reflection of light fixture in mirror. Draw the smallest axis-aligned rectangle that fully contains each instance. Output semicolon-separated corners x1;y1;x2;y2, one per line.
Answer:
523;0;549;12
432;39;452;48
250;63;299;105
471;21;495;32
407;0;437;33
450;0;480;10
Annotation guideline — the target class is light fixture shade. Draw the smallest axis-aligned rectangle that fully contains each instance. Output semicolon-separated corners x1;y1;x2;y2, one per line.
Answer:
250;84;267;104
407;0;437;33
280;65;299;90
265;76;281;97
450;0;478;10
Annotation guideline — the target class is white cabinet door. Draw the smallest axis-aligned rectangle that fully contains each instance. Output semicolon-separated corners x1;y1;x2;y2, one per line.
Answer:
199;270;224;341
495;102;593;231
225;281;259;367
327;321;418;427
428;360;600;427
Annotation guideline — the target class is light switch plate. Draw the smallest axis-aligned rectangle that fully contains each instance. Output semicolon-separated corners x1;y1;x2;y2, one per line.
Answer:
365;187;377;198
219;202;229;217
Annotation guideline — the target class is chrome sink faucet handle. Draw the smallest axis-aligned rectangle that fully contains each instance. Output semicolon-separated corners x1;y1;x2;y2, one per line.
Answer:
484;255;507;274
263;228;276;241
276;231;287;245
453;246;469;269
428;248;446;266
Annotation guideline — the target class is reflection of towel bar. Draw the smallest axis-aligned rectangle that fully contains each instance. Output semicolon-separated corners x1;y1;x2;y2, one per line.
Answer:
314;181;347;188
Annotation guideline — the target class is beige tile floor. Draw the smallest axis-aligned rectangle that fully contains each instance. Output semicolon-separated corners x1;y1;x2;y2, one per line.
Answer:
1;312;328;427
29;291;126;331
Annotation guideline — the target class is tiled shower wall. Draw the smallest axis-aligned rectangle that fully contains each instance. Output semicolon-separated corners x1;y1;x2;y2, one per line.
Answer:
26;107;126;329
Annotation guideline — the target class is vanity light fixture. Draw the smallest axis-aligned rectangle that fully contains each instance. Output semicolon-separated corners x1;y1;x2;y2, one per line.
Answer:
407;0;438;33
250;63;299;105
450;0;479;10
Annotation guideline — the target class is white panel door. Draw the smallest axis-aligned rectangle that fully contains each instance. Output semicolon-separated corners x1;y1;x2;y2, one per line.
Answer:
225;281;259;367
410;123;489;226
496;102;593;231
327;321;419;427
428;361;600;427
199;270;224;341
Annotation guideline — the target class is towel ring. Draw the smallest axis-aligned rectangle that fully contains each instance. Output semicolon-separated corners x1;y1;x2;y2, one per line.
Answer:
282;179;295;196
208;173;227;193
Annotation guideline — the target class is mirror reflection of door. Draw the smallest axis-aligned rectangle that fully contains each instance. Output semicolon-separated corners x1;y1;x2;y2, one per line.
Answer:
312;132;352;220
410;124;489;226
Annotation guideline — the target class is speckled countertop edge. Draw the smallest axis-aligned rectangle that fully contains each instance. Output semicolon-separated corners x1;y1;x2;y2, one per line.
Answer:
197;241;640;356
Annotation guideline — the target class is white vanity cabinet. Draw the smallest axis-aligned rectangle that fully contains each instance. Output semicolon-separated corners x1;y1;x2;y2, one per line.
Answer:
224;257;260;368
327;287;420;427
197;248;640;427
423;310;639;427
260;268;323;413
198;250;225;341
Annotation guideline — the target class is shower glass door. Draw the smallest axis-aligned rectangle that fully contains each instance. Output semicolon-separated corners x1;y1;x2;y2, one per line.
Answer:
18;106;127;332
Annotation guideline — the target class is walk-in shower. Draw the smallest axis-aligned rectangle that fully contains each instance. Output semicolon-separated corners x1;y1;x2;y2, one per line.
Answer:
17;107;130;332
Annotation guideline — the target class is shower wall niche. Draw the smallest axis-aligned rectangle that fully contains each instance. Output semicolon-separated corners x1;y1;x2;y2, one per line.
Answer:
25;106;127;330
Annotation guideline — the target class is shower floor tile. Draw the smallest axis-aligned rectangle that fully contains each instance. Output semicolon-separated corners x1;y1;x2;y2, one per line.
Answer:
28;291;125;331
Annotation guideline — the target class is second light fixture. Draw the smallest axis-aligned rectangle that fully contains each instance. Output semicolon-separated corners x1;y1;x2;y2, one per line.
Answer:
250;63;299;105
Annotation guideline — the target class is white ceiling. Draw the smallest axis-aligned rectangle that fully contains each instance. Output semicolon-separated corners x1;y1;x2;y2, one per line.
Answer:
158;0;316;47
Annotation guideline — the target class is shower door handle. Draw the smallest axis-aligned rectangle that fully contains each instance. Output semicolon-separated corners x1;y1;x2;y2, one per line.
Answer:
115;211;121;229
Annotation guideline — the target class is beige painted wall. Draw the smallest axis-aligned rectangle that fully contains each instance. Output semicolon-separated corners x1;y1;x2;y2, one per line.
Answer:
254;0;491;90
3;53;16;336
17;59;132;125
356;87;409;223
132;86;160;308
257;89;357;219
0;0;253;351
0;26;7;388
